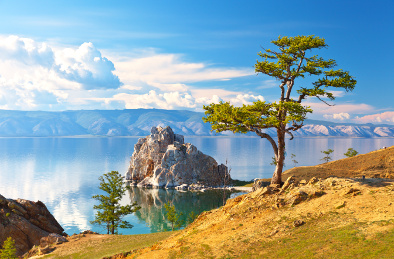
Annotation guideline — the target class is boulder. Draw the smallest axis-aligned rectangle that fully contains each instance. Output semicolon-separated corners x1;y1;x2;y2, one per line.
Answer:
125;126;229;188
252;179;270;191
0;195;64;256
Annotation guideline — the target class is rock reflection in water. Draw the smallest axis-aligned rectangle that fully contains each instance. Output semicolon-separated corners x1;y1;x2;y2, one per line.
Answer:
127;187;233;232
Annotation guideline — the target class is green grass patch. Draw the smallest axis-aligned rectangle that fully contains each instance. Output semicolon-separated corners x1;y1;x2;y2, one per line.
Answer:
254;219;394;259
42;232;174;259
231;179;254;187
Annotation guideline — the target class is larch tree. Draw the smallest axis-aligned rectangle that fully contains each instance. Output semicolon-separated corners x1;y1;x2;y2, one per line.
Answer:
203;35;356;185
91;171;141;234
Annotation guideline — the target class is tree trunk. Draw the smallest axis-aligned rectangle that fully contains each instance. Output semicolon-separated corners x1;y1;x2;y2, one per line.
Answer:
271;128;286;185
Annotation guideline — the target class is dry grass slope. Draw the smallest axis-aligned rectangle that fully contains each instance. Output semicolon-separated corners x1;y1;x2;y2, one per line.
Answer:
283;146;394;181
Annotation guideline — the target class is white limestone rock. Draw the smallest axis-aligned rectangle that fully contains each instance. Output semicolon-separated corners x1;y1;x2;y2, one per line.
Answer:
125;126;228;188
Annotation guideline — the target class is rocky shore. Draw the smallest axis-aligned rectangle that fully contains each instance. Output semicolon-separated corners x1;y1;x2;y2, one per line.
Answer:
0;194;65;256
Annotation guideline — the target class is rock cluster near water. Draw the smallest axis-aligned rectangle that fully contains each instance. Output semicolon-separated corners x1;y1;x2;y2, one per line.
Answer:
125;126;229;188
0;194;65;256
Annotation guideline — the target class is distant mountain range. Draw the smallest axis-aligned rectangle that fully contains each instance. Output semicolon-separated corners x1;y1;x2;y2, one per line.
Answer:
0;109;392;137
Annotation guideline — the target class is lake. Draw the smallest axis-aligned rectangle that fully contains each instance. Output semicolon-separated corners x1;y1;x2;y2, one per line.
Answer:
0;136;393;235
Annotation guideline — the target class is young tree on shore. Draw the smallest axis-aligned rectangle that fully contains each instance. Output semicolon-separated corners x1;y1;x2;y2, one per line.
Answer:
321;149;334;163
0;237;17;259
163;202;183;231
91;171;141;234
203;35;356;185
344;148;358;158
291;153;298;168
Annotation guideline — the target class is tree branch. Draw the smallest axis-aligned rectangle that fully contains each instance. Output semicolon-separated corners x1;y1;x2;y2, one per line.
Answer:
253;129;278;157
284;129;294;140
316;96;335;106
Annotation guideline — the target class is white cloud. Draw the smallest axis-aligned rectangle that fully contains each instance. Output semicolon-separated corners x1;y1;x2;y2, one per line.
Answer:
304;101;374;115
354;111;394;124
111;90;196;110
323;112;350;121
190;89;241;99
110;52;253;87
105;90;265;110
0;35;256;110
55;42;121;89
0;35;122;110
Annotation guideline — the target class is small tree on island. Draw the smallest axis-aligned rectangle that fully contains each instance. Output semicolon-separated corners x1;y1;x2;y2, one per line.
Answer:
203;35;356;185
91;171;141;234
344;148;358;158
0;237;17;259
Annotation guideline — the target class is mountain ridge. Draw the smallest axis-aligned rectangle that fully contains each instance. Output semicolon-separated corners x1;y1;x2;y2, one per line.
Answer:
0;109;392;137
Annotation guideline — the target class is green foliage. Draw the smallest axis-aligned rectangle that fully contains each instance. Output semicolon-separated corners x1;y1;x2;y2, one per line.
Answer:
0;237;17;259
164;202;184;231
203;100;312;134
186;211;198;225
344;148;359;158
231;179;254;187
203;35;356;185
90;171;141;234
270;156;277;166
321;149;334;163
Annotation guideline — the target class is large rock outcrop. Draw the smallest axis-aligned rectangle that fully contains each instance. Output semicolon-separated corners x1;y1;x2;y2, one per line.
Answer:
0;194;64;256
125;126;228;188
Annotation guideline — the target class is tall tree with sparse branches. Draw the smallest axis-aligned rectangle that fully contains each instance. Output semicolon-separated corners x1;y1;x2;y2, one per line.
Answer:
91;171;141;234
203;35;356;185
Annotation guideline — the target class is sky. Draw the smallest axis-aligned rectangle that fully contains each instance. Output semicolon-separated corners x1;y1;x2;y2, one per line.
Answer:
0;0;393;125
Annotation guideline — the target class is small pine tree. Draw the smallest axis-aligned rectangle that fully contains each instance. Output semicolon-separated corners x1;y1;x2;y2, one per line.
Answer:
344;148;358;158
163;202;183;231
321;149;334;163
186;211;197;225
291;153;298;168
0;237;17;259
90;171;141;234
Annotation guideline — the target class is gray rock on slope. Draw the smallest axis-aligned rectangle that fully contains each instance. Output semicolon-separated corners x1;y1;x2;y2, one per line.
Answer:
125;126;228;188
0;194;64;256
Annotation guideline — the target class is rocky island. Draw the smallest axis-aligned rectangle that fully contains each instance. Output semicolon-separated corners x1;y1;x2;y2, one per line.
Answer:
125;126;229;188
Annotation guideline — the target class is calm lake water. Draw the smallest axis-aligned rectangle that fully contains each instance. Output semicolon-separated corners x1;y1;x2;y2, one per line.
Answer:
0;136;393;235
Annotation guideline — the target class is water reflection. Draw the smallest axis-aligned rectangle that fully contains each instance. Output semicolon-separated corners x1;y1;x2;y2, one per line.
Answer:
127;187;232;232
0;137;393;234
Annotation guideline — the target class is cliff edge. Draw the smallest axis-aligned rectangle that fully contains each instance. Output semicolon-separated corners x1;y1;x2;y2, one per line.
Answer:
0;195;64;256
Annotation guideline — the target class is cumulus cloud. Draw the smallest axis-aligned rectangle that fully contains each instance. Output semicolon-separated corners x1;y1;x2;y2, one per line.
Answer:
323;112;350;121
354;111;394;124
0;35;257;110
111;90;196;109
55;42;121;89
0;35;122;109
106;90;264;110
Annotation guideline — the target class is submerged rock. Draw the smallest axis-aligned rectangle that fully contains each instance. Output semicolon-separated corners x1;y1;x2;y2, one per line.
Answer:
0;194;64;256
125;126;229;188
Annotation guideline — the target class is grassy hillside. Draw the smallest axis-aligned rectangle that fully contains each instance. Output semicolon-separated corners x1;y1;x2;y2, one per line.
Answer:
283;146;394;181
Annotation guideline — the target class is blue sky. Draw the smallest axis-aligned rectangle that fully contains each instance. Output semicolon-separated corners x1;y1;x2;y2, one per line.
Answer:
0;0;393;124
